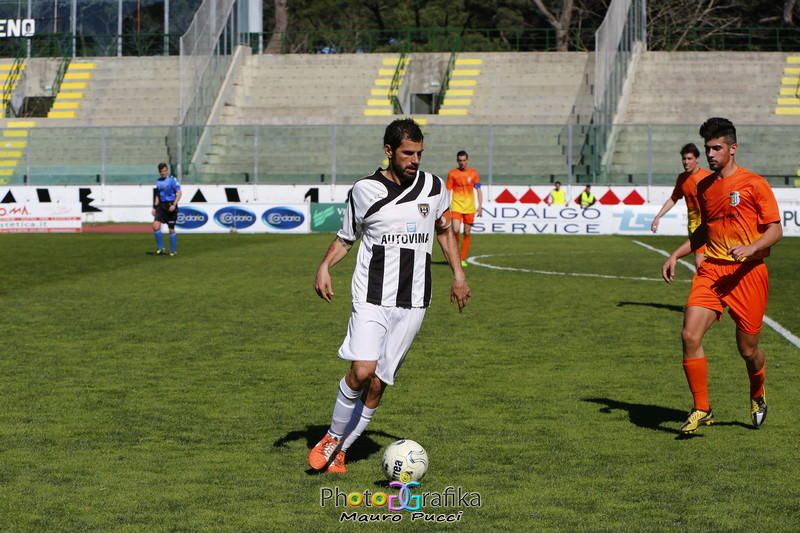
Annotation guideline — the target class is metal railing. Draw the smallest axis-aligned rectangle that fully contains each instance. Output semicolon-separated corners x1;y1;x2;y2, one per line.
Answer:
3;123;797;189
3;27;800;59
48;55;71;112
389;51;407;115
435;50;458;114
2;50;25;117
0;33;183;58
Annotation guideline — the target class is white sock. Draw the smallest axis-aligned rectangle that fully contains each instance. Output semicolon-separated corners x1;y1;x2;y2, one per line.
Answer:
340;404;377;453
329;376;362;438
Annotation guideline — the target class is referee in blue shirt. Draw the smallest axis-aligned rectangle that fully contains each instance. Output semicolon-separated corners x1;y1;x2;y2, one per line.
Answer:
151;162;182;256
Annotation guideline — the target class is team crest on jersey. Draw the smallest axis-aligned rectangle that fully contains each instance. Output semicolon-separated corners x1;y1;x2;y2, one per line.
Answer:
418;203;430;216
729;191;740;207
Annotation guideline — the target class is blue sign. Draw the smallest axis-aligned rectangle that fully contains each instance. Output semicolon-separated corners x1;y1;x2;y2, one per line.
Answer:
214;206;257;230
176;207;209;229
262;207;304;230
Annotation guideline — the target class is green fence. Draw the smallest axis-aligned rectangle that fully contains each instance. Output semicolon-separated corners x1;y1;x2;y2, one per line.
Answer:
3;123;797;189
4;26;800;58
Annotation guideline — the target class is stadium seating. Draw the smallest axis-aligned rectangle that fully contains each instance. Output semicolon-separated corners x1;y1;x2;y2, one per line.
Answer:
1;50;797;186
193;51;592;183
0;56;177;184
607;52;797;184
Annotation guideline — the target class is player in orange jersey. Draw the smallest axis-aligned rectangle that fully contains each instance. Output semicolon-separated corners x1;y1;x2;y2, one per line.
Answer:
651;143;712;268
662;118;782;436
446;151;482;267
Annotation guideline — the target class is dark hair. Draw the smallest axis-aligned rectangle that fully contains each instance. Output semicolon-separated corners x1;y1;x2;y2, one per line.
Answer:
384;119;423;151
699;117;736;144
158;162;169;171
554;181;561;186
457;150;468;158
680;143;700;158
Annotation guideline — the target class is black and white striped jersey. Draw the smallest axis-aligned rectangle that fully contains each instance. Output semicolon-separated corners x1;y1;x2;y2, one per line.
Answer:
338;169;450;309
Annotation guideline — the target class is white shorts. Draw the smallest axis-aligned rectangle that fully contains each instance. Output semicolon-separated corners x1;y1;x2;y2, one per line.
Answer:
338;302;427;386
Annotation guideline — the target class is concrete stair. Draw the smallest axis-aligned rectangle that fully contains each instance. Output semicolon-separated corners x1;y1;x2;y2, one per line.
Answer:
619;52;788;125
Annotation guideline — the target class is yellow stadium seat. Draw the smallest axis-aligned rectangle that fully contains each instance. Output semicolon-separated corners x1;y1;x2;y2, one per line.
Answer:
47;110;77;118
438;108;469;115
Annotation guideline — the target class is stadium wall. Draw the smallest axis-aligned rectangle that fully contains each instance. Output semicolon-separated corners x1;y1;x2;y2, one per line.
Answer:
1;184;799;236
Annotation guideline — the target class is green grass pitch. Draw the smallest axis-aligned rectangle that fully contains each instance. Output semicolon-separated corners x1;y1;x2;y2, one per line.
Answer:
0;232;798;531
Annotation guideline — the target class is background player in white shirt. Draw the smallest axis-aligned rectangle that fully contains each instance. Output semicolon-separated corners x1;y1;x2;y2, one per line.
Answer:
309;119;471;473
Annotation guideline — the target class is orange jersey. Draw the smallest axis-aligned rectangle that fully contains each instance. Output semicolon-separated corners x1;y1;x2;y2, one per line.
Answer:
697;167;780;262
671;167;712;235
446;167;481;214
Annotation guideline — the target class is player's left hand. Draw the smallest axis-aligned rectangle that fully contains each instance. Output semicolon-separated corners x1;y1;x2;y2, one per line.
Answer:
451;280;471;312
727;244;754;262
314;268;335;302
650;217;659;233
661;256;677;284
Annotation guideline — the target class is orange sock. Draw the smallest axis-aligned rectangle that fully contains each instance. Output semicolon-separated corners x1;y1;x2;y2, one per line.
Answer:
461;235;471;260
748;363;765;399
683;357;710;411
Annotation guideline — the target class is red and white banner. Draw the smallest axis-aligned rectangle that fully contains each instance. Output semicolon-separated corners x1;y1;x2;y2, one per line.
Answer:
0;203;81;233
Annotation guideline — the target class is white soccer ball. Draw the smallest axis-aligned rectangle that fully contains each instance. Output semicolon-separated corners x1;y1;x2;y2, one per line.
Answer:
381;439;429;483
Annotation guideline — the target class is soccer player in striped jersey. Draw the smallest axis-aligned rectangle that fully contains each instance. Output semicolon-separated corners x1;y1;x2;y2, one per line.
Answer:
662;118;782;436
651;143;712;268
309;119;471;473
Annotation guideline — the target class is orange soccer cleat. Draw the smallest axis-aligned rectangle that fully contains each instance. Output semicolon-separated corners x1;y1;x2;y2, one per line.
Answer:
308;434;341;470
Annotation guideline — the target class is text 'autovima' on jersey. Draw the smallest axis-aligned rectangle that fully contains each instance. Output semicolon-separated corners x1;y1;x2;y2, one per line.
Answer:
338;169;451;309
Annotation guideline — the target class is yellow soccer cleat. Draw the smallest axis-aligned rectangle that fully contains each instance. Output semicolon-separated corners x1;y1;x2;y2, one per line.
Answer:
679;408;714;435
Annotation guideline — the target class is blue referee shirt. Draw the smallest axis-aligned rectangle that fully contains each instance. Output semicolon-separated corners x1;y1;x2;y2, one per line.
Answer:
156;175;181;202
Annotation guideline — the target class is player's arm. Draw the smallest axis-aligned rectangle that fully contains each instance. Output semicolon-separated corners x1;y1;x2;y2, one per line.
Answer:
170;189;182;211
314;236;353;302
651;197;677;233
475;185;483;216
444;172;454;208
662;225;707;283
435;209;470;312
727;221;782;262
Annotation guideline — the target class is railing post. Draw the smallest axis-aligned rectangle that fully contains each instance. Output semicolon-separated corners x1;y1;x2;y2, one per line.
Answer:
647;124;652;189
101;127;107;185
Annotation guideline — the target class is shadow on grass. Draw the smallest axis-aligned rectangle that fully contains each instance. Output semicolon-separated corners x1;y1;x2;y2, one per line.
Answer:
583;398;754;440
273;424;402;475
617;301;684;313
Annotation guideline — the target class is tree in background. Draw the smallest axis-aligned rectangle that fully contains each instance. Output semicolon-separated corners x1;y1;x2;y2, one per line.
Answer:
265;0;288;53
260;0;800;53
532;0;575;51
647;0;742;51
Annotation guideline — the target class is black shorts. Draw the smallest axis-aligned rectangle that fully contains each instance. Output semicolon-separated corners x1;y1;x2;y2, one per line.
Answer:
155;203;178;225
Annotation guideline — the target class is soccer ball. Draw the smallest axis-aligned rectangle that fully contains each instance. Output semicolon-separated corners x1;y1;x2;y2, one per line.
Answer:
381;439;428;483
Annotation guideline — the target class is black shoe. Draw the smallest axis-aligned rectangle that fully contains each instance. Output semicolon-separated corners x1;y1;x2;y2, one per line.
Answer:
751;393;767;428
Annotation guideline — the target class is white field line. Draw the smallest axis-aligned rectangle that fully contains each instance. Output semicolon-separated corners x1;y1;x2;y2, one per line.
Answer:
467;253;684;283
632;240;800;349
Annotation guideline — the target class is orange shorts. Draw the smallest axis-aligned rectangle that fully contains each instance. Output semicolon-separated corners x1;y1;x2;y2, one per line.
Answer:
452;211;476;225
687;258;769;335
